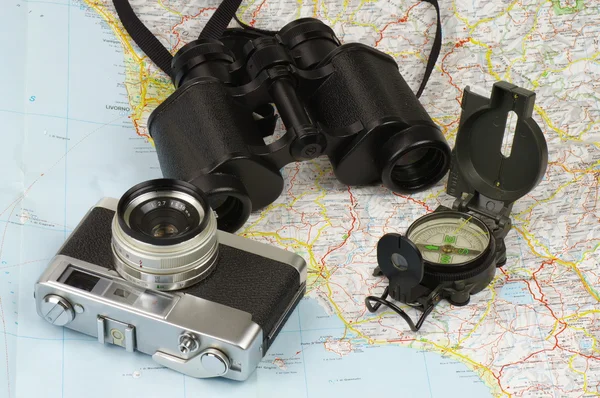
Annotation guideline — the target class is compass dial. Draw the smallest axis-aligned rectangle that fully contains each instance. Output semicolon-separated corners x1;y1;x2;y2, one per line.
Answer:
406;212;491;265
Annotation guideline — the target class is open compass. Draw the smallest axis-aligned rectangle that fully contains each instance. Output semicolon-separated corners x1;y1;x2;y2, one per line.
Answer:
407;212;490;266
366;81;548;331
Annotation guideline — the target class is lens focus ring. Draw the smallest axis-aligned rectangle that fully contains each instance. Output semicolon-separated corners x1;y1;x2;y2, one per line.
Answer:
111;213;218;272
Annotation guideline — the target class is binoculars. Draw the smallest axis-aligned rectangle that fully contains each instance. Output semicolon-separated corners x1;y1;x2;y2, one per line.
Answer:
148;18;451;232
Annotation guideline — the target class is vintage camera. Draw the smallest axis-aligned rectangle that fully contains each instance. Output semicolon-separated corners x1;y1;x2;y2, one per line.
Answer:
147;18;452;232
34;179;306;381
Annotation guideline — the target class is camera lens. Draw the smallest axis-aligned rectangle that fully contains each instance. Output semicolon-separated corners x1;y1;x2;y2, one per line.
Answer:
111;179;219;291
151;223;178;238
125;193;201;240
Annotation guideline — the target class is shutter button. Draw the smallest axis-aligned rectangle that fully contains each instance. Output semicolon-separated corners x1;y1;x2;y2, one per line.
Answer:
200;348;230;376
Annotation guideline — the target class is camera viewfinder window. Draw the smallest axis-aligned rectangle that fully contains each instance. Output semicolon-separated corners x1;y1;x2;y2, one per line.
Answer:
65;270;100;292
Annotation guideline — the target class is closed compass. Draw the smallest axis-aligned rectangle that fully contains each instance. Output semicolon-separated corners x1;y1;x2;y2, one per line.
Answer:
365;81;549;332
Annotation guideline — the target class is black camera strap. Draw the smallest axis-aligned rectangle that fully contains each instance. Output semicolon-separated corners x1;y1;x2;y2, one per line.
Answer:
112;0;174;76
416;0;441;98
112;0;441;97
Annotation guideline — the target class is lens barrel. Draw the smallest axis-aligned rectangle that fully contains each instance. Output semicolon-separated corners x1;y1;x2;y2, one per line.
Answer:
111;179;219;291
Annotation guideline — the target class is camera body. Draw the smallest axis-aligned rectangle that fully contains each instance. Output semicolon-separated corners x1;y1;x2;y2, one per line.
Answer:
35;195;306;381
149;18;451;232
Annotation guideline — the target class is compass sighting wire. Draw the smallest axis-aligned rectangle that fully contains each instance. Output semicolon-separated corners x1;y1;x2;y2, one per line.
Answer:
452;215;473;235
365;287;434;332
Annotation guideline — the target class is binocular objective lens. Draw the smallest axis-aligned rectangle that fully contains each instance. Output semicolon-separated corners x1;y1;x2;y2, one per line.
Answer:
393;147;429;166
390;147;447;188
384;146;449;193
208;195;247;230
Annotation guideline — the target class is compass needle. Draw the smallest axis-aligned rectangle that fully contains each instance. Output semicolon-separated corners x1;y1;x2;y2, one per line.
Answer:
417;243;441;252
407;213;490;265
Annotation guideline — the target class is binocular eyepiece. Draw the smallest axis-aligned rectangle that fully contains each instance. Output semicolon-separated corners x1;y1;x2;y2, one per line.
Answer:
148;18;451;232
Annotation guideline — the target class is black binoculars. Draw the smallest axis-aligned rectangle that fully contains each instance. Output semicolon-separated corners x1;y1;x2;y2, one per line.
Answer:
147;18;451;232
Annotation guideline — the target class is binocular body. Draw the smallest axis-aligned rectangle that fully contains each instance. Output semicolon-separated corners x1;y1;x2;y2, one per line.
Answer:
148;18;451;231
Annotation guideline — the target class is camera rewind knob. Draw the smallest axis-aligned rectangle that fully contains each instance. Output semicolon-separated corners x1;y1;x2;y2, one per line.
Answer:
178;332;199;354
40;294;75;326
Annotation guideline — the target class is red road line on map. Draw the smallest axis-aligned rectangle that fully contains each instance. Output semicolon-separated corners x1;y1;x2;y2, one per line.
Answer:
170;8;217;49
454;38;470;48
501;260;565;327
319;186;357;265
191;7;217;19
498;321;570;381
131;117;150;139
393;193;433;212
374;3;420;47
532;259;553;300
249;0;268;27
523;277;543;306
286;164;301;198
439;44;464;104
564;348;600;361
0;298;10;398
171;17;185;49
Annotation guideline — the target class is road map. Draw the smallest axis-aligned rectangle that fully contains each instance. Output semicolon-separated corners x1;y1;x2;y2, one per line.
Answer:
1;0;600;397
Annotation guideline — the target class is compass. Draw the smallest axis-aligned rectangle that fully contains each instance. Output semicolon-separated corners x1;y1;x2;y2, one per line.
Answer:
365;81;549;331
372;211;498;313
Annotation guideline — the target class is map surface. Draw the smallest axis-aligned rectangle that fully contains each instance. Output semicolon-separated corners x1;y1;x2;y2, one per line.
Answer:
1;0;600;397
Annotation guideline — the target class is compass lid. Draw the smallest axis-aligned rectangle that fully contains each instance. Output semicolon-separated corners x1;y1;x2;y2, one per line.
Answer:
447;81;548;208
376;233;425;303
